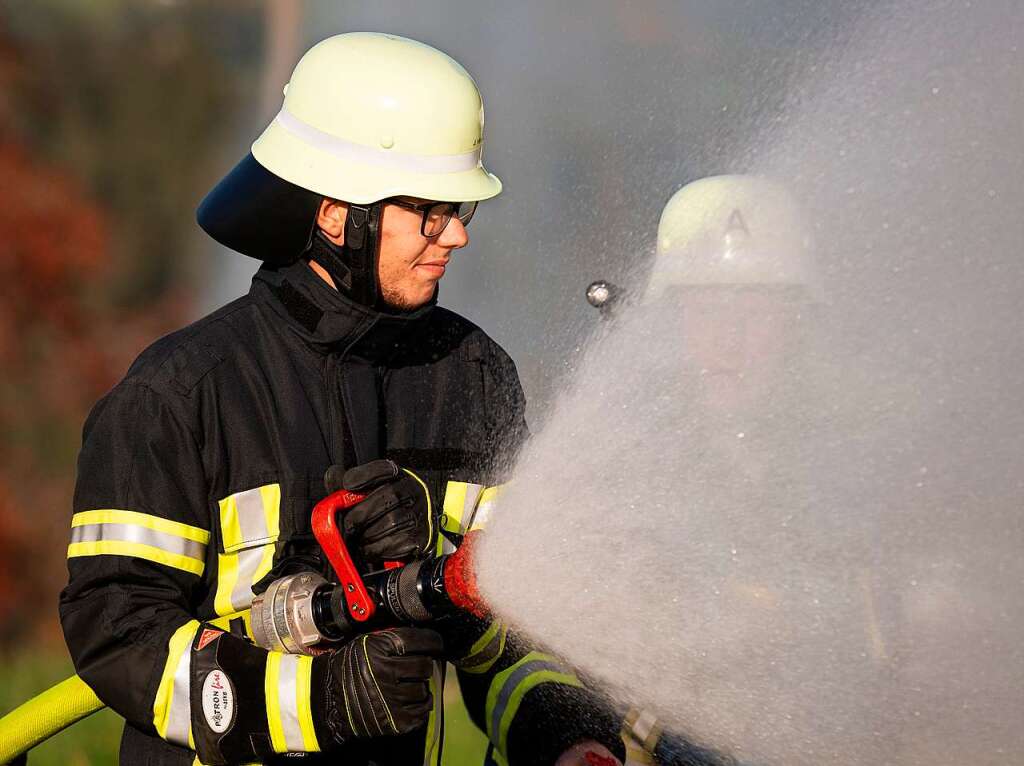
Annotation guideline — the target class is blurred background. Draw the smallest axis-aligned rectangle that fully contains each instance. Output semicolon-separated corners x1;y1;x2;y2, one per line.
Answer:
0;0;861;760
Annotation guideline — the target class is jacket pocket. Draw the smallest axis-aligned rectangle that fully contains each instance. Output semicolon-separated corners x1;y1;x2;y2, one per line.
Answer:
213;483;281;616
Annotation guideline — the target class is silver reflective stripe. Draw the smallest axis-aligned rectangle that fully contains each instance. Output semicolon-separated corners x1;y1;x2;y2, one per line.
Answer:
488;660;563;744
229;546;268;613
277;655;305;751
235;487;270;546
628;709;661;751
165;637;193;746
70;523;206;561
455;484;484;534
276;108;483;174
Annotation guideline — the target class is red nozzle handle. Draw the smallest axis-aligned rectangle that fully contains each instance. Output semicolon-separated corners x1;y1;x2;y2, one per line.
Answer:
311;489;374;622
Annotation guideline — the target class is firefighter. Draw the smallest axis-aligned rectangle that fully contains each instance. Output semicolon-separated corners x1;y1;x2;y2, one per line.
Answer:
647;174;819;425
59;33;624;766
613;175;820;766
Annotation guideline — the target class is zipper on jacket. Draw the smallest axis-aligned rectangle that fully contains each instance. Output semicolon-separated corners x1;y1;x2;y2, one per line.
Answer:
325;354;344;465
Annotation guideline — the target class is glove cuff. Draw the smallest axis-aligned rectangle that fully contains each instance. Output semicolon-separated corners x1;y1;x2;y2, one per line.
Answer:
311;653;346;747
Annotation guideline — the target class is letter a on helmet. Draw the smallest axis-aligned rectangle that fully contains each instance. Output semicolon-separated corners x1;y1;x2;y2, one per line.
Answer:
647;175;820;300
197;33;502;264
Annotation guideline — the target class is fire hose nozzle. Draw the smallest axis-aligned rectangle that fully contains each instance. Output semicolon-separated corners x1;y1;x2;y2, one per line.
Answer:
251;488;489;655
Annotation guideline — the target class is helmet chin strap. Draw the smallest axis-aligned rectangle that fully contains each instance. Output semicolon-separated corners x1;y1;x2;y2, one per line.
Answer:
307;202;385;309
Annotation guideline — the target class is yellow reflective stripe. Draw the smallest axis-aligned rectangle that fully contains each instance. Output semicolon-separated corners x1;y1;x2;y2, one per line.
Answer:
469;484;507;531
486;746;510;766
295;655;319;751
440;482;467;556
72;510;209;543
443;482;468;526
217;484;280;552
485;651;582;758
214;545;275;617
422;662;444;765
219;494;245;553
208;608;254;639
215;484;280;616
214;550;241;616
468;620;501;657
68;510;208;575
265;653;287;752
153;620;200;746
459;620;507;674
440;482;485;555
68;541;205;576
622;707;663;753
267;653;320;753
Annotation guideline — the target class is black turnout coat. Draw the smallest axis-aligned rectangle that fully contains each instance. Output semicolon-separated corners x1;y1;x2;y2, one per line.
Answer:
60;258;623;765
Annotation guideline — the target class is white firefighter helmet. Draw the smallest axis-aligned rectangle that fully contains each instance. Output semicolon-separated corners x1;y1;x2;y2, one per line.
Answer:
648;175;819;300
252;32;501;205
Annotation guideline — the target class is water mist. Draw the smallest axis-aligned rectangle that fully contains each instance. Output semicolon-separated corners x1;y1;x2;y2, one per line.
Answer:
476;2;1024;764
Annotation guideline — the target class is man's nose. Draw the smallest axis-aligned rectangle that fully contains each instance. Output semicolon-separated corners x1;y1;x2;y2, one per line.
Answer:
437;215;469;249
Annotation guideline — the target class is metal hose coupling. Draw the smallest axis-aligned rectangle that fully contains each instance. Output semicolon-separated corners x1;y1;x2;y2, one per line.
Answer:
251;572;334;655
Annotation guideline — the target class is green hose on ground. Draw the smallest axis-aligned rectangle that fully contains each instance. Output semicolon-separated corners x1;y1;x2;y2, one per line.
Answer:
0;675;104;764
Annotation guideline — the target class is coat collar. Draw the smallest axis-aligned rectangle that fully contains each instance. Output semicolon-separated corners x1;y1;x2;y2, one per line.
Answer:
252;258;434;361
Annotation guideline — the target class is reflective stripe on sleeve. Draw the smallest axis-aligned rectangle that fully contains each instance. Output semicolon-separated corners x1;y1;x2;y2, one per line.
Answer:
218;485;281;553
456;619;507;674
214;545;276;616
623;707;663;753
467;484;507;532
485;651;582;758
68;510;209;576
214;484;281;616
265;653;319;753
153;620;200;747
440;481;484;555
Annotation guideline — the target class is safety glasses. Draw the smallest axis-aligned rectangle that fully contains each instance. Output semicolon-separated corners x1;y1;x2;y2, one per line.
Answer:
387;198;478;238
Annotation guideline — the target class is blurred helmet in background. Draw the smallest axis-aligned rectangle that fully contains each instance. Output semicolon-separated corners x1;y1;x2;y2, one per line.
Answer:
647;174;819;301
648;175;821;420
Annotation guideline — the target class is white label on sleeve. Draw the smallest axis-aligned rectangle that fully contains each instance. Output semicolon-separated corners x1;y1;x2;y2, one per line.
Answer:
201;670;235;733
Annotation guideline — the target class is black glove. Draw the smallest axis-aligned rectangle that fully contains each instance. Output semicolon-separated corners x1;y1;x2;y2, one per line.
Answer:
323;627;443;741
324;459;435;566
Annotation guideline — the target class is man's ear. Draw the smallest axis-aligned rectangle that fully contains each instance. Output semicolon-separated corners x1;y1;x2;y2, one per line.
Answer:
316;198;348;244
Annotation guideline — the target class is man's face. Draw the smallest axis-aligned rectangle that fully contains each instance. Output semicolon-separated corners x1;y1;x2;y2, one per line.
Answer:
678;288;803;419
377;198;470;310
315;197;471;310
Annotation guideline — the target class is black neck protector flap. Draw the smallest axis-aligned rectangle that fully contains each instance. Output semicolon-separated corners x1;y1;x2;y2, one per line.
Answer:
197;153;393;312
196;153;320;265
